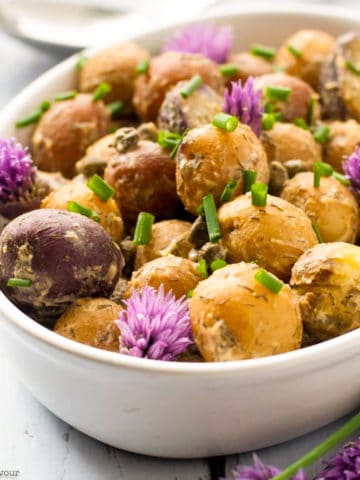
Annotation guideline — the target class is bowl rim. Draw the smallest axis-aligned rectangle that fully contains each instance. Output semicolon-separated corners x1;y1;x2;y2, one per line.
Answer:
1;3;360;376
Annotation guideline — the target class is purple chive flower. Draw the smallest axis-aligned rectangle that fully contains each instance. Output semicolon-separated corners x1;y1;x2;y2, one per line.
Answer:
162;23;233;64
343;146;360;198
314;438;360;480
223;78;264;136
0;138;35;203
222;454;308;480
115;285;193;361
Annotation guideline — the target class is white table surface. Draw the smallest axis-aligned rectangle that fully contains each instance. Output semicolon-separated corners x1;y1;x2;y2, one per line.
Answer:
0;10;359;480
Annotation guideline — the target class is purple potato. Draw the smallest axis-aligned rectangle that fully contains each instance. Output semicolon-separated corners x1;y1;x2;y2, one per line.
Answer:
0;209;123;322
157;81;223;134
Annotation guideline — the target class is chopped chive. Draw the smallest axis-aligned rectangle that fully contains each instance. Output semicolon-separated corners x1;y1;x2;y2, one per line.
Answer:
220;180;238;204
187;290;194;298
40;100;50;112
210;258;228;272
313;124;330;144
197;259;209;278
345;59;360;76
244;170;257;193
67;201;101;222
254;268;283;294
169;128;189;160
157;130;181;150
271;410;360;480
261;113;276;131
15;109;43;128
266;85;291;102
87;174;114;201
212;113;238;132
312;223;323;243
293;117;309;130
203;194;221;243
273;112;282;121
107;101;124;118
7;278;32;288
54;90;77;101
136;59;149;74
180;75;203;98
219;64;239;76
313;161;333;187
264;103;275;113
196;203;204;216
251;182;268;207
133;212;155;245
307;96;315;126
333;171;351;186
287;44;302;58
250;43;276;60
76;53;87;71
92;82;111;102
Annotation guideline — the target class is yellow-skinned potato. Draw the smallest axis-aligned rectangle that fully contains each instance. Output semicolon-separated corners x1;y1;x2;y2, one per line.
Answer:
218;193;317;280
224;52;273;85
135;219;192;269
190;262;302;361
290;242;360;341
280;172;359;243
176;123;269;215
41;180;123;243
127;255;202;299
261;122;321;171
275;29;335;89
54;298;121;351
323;120;360;173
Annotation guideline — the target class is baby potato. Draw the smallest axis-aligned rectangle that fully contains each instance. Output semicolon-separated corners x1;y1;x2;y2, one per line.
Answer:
158;81;223;134
0;209;123;321
275;29;335;89
41;179;124;243
135;219;192;269
133;52;223;121
176;123;269;215
127;255;202;299
104;140;179;223
190;262;302;362
225;52;273;84
54;297;121;352
254;72;321;122
323;119;360;173
31;94;110;178
261;122;321;171
290;242;360;341
218;193;317;280
281;172;359;243
78;42;150;112
75;133;115;176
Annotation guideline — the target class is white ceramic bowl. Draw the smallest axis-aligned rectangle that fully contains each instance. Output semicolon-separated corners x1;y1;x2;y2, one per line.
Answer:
0;5;360;459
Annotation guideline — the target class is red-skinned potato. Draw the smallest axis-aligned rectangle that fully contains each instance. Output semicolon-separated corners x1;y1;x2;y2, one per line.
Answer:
254;72;321;122
0;209;123;322
176;123;269;215
54;297;121;351
104;140;179;223
31;94;111;178
224;52;273;85
75;133;115;177
78;42;150;113
133;52;223;121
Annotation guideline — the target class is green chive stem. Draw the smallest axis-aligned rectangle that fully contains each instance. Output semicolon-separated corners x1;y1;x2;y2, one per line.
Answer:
158;130;181;150
92;82;111;102
312;223;323;243
313;124;330;144
313;161;333;188
333;171;351;187
7;278;32;288
254;268;283;294
87;174;114;202
307;96;316;126
133;212;154;245
261;113;276;131
294;118;309;130
219;64;239;76
169;128;189;160
187;290;194;298
251;182;268;207
210;259;228;272
287;44;302;58
212;113;239;132
180;75;203;98
250;44;276;60
266;85;291;102
197;259;209;278
54;90;77;101
345;60;360;76
220;180;238;204
136;59;149;74
203;194;221;243
244;170;257;193
107;101;124;118
272;410;360;480
15;110;42;128
67;201;101;222
40;100;50;112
